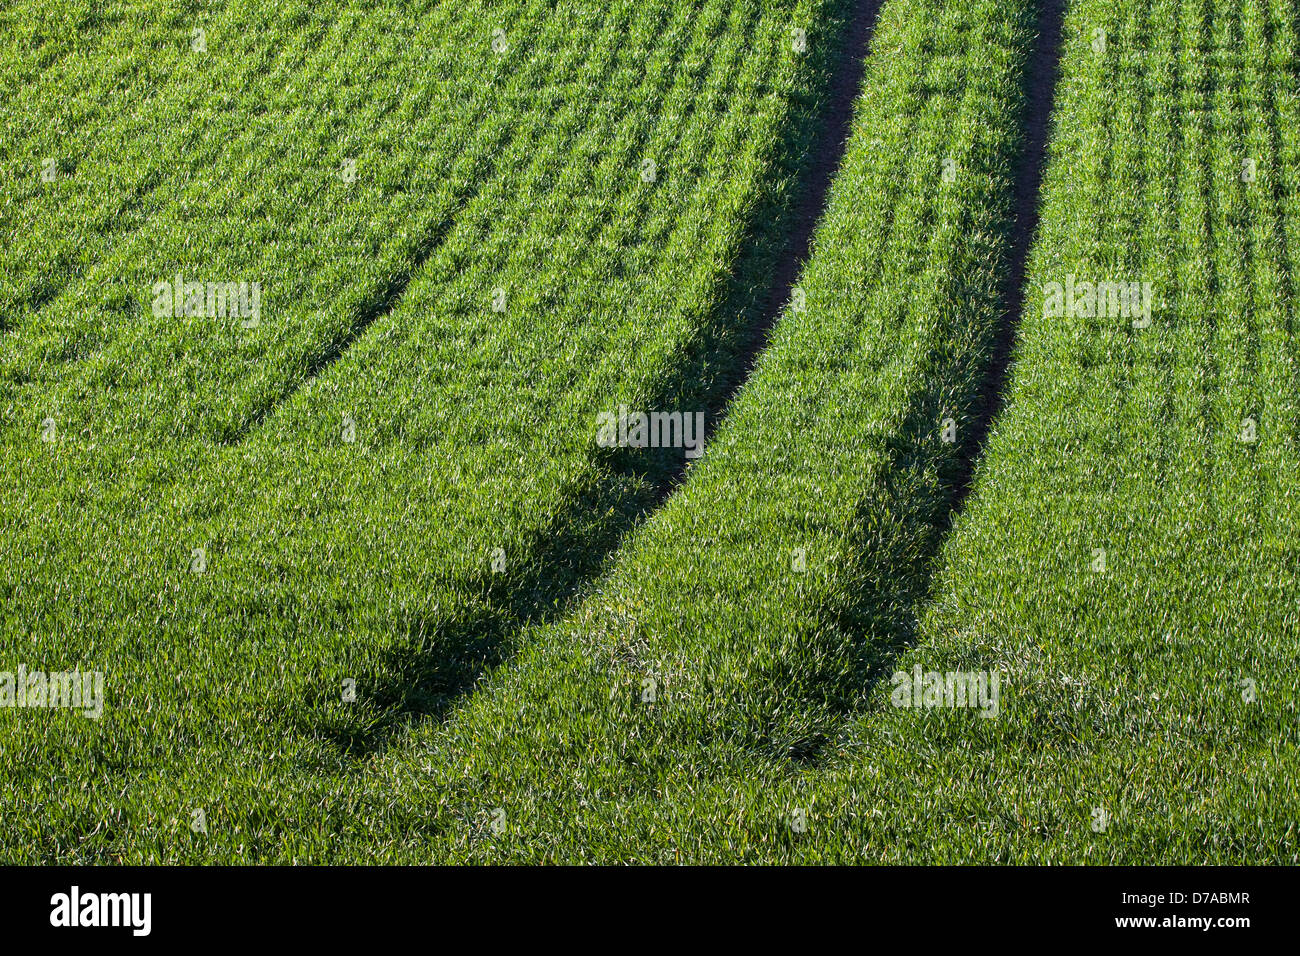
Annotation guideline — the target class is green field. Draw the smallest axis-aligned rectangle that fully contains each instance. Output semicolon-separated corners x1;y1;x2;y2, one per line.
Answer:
1;0;1296;864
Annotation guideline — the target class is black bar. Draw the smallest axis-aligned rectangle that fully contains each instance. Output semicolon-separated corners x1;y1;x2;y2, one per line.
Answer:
0;866;1285;943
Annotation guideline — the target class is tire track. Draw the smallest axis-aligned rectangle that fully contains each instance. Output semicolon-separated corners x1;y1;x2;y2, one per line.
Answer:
650;0;885;492
951;0;1067;511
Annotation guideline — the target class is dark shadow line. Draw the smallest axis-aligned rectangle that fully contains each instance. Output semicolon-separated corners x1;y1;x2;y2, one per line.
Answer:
951;0;1068;513
657;0;885;495
733;0;883;383
219;209;458;445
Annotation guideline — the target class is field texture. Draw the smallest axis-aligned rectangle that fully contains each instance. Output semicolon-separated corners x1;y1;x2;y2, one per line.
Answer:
1;0;854;857
1;0;1297;864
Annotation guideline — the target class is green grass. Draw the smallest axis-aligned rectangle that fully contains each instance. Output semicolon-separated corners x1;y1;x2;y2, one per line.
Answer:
2;0;1296;865
1;0;321;321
